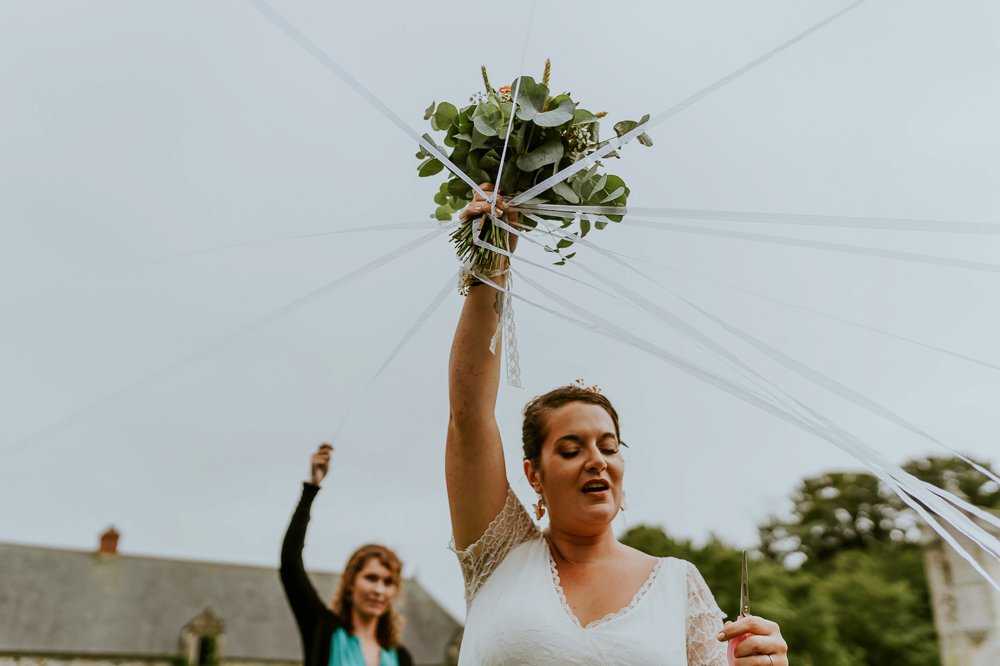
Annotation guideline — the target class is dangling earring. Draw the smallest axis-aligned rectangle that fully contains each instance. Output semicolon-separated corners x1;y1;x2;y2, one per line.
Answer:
533;494;546;520
620;491;628;512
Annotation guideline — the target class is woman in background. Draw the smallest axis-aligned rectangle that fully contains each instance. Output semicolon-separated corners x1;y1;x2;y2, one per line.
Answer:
281;443;413;666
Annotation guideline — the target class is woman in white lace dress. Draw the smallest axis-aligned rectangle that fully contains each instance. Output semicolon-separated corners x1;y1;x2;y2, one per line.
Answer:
444;188;790;665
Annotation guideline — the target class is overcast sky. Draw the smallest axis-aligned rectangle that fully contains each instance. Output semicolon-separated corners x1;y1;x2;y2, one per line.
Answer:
2;0;999;620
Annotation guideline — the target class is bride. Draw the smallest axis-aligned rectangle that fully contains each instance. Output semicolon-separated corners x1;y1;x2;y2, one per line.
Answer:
445;186;790;665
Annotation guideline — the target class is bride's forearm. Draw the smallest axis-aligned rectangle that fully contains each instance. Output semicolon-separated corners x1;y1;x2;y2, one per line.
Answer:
448;275;506;428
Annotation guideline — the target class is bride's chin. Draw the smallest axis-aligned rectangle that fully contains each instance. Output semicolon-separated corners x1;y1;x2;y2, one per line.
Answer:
572;503;617;523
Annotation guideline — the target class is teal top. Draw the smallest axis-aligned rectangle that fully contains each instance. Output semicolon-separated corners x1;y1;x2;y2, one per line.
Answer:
330;627;399;666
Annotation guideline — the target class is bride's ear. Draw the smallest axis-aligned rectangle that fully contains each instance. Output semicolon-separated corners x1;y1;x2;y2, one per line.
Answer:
523;458;542;493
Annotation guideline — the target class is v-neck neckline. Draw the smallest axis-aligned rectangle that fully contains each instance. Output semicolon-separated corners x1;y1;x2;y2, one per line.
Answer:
546;547;663;630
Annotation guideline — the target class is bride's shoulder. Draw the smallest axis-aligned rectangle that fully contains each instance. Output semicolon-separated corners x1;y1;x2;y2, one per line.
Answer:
618;542;664;568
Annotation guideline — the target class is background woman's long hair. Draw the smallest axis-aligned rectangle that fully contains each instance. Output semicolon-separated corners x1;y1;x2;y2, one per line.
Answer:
330;544;404;649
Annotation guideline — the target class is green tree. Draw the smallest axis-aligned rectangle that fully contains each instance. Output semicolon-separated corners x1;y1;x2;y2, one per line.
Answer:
759;455;999;566
903;455;1000;509
816;547;939;666
620;527;855;666
759;471;908;565
620;454;1000;666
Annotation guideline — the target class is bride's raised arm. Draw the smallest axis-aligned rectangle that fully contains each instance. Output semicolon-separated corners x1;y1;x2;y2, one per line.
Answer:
446;184;515;551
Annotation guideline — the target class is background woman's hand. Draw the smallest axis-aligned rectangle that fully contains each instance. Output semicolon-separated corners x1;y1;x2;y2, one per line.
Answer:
719;615;789;665
309;443;333;486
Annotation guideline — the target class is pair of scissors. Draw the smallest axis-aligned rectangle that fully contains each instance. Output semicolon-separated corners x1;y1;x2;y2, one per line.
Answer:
727;551;752;665
739;549;751;618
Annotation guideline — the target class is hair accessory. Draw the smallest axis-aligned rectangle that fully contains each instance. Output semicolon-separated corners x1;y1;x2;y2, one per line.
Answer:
572;378;602;393
533;494;546;520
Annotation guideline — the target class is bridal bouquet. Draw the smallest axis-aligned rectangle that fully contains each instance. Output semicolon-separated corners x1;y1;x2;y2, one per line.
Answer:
416;61;652;274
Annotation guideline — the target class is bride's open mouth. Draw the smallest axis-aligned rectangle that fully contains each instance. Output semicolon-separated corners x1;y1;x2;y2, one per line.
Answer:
580;479;610;497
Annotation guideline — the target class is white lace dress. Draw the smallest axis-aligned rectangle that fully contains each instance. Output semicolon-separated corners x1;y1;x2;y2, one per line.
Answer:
453;489;729;665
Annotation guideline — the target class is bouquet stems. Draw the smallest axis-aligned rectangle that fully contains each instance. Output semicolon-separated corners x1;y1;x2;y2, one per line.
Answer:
450;214;510;277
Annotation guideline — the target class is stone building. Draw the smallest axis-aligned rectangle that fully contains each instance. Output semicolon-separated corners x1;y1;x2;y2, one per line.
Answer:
922;515;1000;666
0;529;461;666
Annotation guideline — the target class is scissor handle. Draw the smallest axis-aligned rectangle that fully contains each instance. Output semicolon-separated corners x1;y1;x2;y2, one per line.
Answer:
727;632;753;666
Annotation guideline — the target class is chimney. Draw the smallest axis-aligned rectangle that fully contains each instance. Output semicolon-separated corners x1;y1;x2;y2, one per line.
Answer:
99;526;120;557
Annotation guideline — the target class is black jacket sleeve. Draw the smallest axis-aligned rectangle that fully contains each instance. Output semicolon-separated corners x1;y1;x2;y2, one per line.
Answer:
280;482;329;637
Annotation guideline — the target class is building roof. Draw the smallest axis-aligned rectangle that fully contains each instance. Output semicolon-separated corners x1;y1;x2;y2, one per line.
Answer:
0;541;460;664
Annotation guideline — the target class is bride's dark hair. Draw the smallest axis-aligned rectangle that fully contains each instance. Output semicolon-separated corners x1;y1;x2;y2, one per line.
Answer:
522;385;621;467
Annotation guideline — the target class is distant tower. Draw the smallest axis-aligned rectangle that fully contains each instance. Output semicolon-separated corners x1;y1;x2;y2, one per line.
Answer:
921;515;1000;666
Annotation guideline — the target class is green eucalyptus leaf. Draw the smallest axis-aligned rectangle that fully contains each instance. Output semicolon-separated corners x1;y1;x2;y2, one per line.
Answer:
424;102;436;121
532;98;576;127
418;158;444;177
451;143;470;164
470;128;491;149
512;76;549;121
448;178;472;198
434;102;458;130
472;115;497;137
595;221;608;230
552;180;579;204
613;119;638;137
435;205;453;221
556;238;574;249
601;186;626;203
515;138;564;172
480;153;500;172
580;219;591;237
472;102;502;136
638;133;653;147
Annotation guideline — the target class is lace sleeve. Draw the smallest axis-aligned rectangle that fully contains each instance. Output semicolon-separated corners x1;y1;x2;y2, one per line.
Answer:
449;487;539;604
686;561;728;666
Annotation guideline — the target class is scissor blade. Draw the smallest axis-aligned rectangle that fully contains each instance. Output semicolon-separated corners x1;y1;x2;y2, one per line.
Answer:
739;550;750;617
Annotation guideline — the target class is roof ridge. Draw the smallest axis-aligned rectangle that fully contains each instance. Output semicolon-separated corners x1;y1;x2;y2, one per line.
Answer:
0;540;428;581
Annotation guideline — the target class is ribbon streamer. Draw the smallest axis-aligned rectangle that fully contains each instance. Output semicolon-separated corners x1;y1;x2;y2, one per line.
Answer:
5;229;446;456
510;0;869;205
331;271;457;438
513;270;1000;589
241;0;489;202
626;206;1000;235
522;211;1000;488
625;218;1000;274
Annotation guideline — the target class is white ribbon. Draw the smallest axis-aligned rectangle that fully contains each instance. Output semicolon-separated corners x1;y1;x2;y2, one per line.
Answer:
240;0;1000;583
332;271;457;438
8;228;447;455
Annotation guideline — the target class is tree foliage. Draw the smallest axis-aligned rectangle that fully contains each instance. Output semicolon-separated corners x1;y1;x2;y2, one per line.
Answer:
620;455;997;666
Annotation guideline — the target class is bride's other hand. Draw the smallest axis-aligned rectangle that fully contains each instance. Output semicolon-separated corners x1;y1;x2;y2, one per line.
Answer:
718;615;788;665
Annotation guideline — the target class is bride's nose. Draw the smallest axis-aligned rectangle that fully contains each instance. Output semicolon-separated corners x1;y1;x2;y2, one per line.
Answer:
584;448;608;472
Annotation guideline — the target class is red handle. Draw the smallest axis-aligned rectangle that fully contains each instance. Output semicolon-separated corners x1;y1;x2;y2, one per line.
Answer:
727;632;752;665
